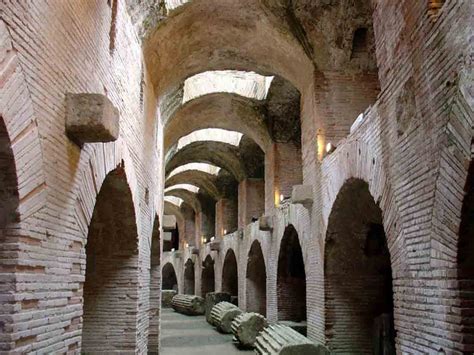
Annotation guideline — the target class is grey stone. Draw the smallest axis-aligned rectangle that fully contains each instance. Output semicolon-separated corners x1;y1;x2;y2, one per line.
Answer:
259;216;273;231
161;289;177;308
171;294;205;316
65;93;119;145
231;312;268;348
209;241;220;251
255;324;329;354
291;185;313;207
205;292;231;324
210;302;242;334
163;215;177;231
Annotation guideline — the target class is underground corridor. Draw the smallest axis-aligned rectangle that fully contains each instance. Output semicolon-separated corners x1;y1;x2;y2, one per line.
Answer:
1;1;472;354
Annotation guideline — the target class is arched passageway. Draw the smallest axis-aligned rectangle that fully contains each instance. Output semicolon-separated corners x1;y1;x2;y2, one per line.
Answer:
0;115;18;230
246;240;266;316
325;179;394;353
458;159;474;352
201;255;215;297
184;259;195;295
277;225;306;323
162;263;178;291
222;249;238;303
82;168;139;352
148;215;161;354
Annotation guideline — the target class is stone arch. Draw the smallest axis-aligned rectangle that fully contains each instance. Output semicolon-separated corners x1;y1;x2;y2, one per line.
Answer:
222;249;238;303
144;1;313;96
148;215;161;353
164;93;271;153
162;263;178;291
0;114;19;232
324;178;395;353
246;240;267;316
82;167;140;352
277;225;306;323
184;258;195;295
201;255;215;297
457;159;474;352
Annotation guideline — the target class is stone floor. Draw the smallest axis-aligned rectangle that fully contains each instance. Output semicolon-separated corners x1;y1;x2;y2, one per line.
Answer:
160;308;253;354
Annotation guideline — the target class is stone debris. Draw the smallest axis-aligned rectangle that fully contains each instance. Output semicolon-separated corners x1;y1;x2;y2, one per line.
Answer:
171;294;205;316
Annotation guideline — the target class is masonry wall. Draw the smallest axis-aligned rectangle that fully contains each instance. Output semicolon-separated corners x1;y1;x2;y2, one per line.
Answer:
1;1;161;352
238;178;265;229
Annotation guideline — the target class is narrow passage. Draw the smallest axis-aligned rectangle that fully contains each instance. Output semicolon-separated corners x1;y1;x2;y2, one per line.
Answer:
160;308;252;355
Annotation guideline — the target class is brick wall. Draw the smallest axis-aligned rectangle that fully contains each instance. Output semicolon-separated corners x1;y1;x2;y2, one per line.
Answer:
215;198;238;237
148;216;161;353
238;178;264;228
265;142;303;213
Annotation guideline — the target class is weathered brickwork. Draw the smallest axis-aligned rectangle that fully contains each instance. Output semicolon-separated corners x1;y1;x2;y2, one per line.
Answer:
1;0;472;353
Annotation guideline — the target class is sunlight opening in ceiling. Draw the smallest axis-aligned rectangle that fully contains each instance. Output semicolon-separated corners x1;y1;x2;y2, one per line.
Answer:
165;0;189;11
164;184;200;194
164;196;184;207
177;129;243;151
182;70;274;104
168;163;221;178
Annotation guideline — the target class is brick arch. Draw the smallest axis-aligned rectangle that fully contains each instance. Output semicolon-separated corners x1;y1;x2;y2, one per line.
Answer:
457;159;474;352
277;225;306;322
201;254;215;297
246;239;267;316
162;262;178;290
324;178;395;353
148;215;161;353
184;258;195;295
222;248;238;302
82;167;140;352
321;139;404;269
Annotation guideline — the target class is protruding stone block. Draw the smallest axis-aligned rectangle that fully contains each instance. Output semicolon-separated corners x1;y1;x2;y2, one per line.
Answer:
231;312;268;348
192;247;200;255
259;216;273;231
255;324;329;354
171;294;205;316
291;185;313;207
210;302;242;333
205;292;231;323
163;215;177;231
161;289;177;308
173;251;182;259
65;93;119;145
210;241;220;251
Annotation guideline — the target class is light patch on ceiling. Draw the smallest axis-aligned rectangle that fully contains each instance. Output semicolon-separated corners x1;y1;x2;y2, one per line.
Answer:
168;163;221;178
165;0;189;11
182;70;274;104
164;184;200;194
164;196;184;207
177;129;243;151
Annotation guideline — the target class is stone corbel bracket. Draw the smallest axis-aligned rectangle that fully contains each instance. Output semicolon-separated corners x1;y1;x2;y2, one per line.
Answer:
291;185;313;209
173;251;183;259
210;241;221;252
191;247;200;255
66;93;119;146
259;215;273;232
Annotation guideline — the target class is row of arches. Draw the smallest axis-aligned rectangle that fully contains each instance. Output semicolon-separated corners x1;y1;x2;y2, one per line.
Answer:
161;179;403;352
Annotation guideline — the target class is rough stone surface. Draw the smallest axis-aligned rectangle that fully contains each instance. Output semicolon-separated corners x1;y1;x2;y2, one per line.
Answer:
259;216;273;231
65;93;119;144
171;294;205;316
210;302;243;334
205;292;232;324
255;324;329;355
162;290;177;308
291;185;313;207
231;312;269;349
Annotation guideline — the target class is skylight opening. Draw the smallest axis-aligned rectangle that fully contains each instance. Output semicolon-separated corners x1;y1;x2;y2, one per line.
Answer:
164;196;184;207
168;163;221;178
165;0;189;11
182;70;274;104
176;129;243;151
164;184;200;194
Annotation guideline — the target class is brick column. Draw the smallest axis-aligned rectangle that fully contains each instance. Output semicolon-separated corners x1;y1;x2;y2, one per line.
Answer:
215;198;238;237
238;178;265;229
264;142;303;214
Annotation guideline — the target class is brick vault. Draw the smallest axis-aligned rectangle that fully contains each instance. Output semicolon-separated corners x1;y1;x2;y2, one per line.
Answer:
0;0;473;353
